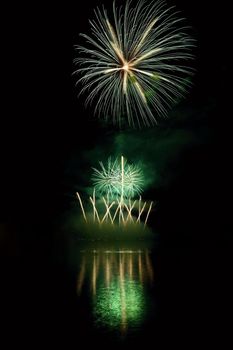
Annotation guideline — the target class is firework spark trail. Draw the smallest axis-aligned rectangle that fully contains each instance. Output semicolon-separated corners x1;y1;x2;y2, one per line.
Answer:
112;202;121;222
144;201;153;228
102;198;115;223
138;196;142;223
90;196;101;223
121;155;124;203
74;0;195;127
93;188;96;222
76;192;87;222
76;193;153;226
125;199;137;222
136;201;147;222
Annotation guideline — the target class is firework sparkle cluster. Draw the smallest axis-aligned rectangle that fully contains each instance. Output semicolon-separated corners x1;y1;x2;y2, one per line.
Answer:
74;0;194;127
76;156;153;227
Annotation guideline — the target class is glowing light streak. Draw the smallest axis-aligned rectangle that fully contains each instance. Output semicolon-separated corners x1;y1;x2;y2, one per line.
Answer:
90;196;101;223
76;194;153;227
136;201;147;222
144;201;153;228
76;192;87;222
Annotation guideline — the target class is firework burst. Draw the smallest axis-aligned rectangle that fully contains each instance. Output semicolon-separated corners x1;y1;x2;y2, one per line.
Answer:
74;0;195;127
92;156;144;199
76;156;153;227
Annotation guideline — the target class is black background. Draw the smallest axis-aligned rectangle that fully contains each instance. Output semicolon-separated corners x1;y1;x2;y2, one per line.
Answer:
1;0;232;347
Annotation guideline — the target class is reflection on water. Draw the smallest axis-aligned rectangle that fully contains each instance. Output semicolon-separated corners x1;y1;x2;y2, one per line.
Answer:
76;248;155;336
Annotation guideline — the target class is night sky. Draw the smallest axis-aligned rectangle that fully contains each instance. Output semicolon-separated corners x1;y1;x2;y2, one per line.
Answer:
1;0;232;346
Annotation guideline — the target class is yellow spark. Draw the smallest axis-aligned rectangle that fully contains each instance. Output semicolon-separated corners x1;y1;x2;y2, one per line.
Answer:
138;196;142;223
121;155;124;202
123;70;128;94
144;201;153;228
112;202;121;222
130;48;162;66
118;199;125;224
136;201;147;222
101;198;115;223
90;197;101;223
102;196;114;223
106;20;125;64
126;199;137;222
133;18;158;56
76;192;87;222
130;67;154;77
104;67;121;74
123;202;133;223
134;81;147;103
93;188;96;222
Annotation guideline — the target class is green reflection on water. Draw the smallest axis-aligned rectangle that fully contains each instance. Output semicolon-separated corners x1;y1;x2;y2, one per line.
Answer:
94;278;145;330
77;249;154;333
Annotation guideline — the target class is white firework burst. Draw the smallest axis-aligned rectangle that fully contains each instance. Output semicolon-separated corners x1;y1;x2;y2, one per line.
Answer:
73;0;195;127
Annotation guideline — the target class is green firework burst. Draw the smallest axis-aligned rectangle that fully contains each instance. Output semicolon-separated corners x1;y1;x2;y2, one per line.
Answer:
92;156;144;199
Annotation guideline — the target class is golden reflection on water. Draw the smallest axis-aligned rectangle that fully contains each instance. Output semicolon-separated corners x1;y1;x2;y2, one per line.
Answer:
76;248;154;334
